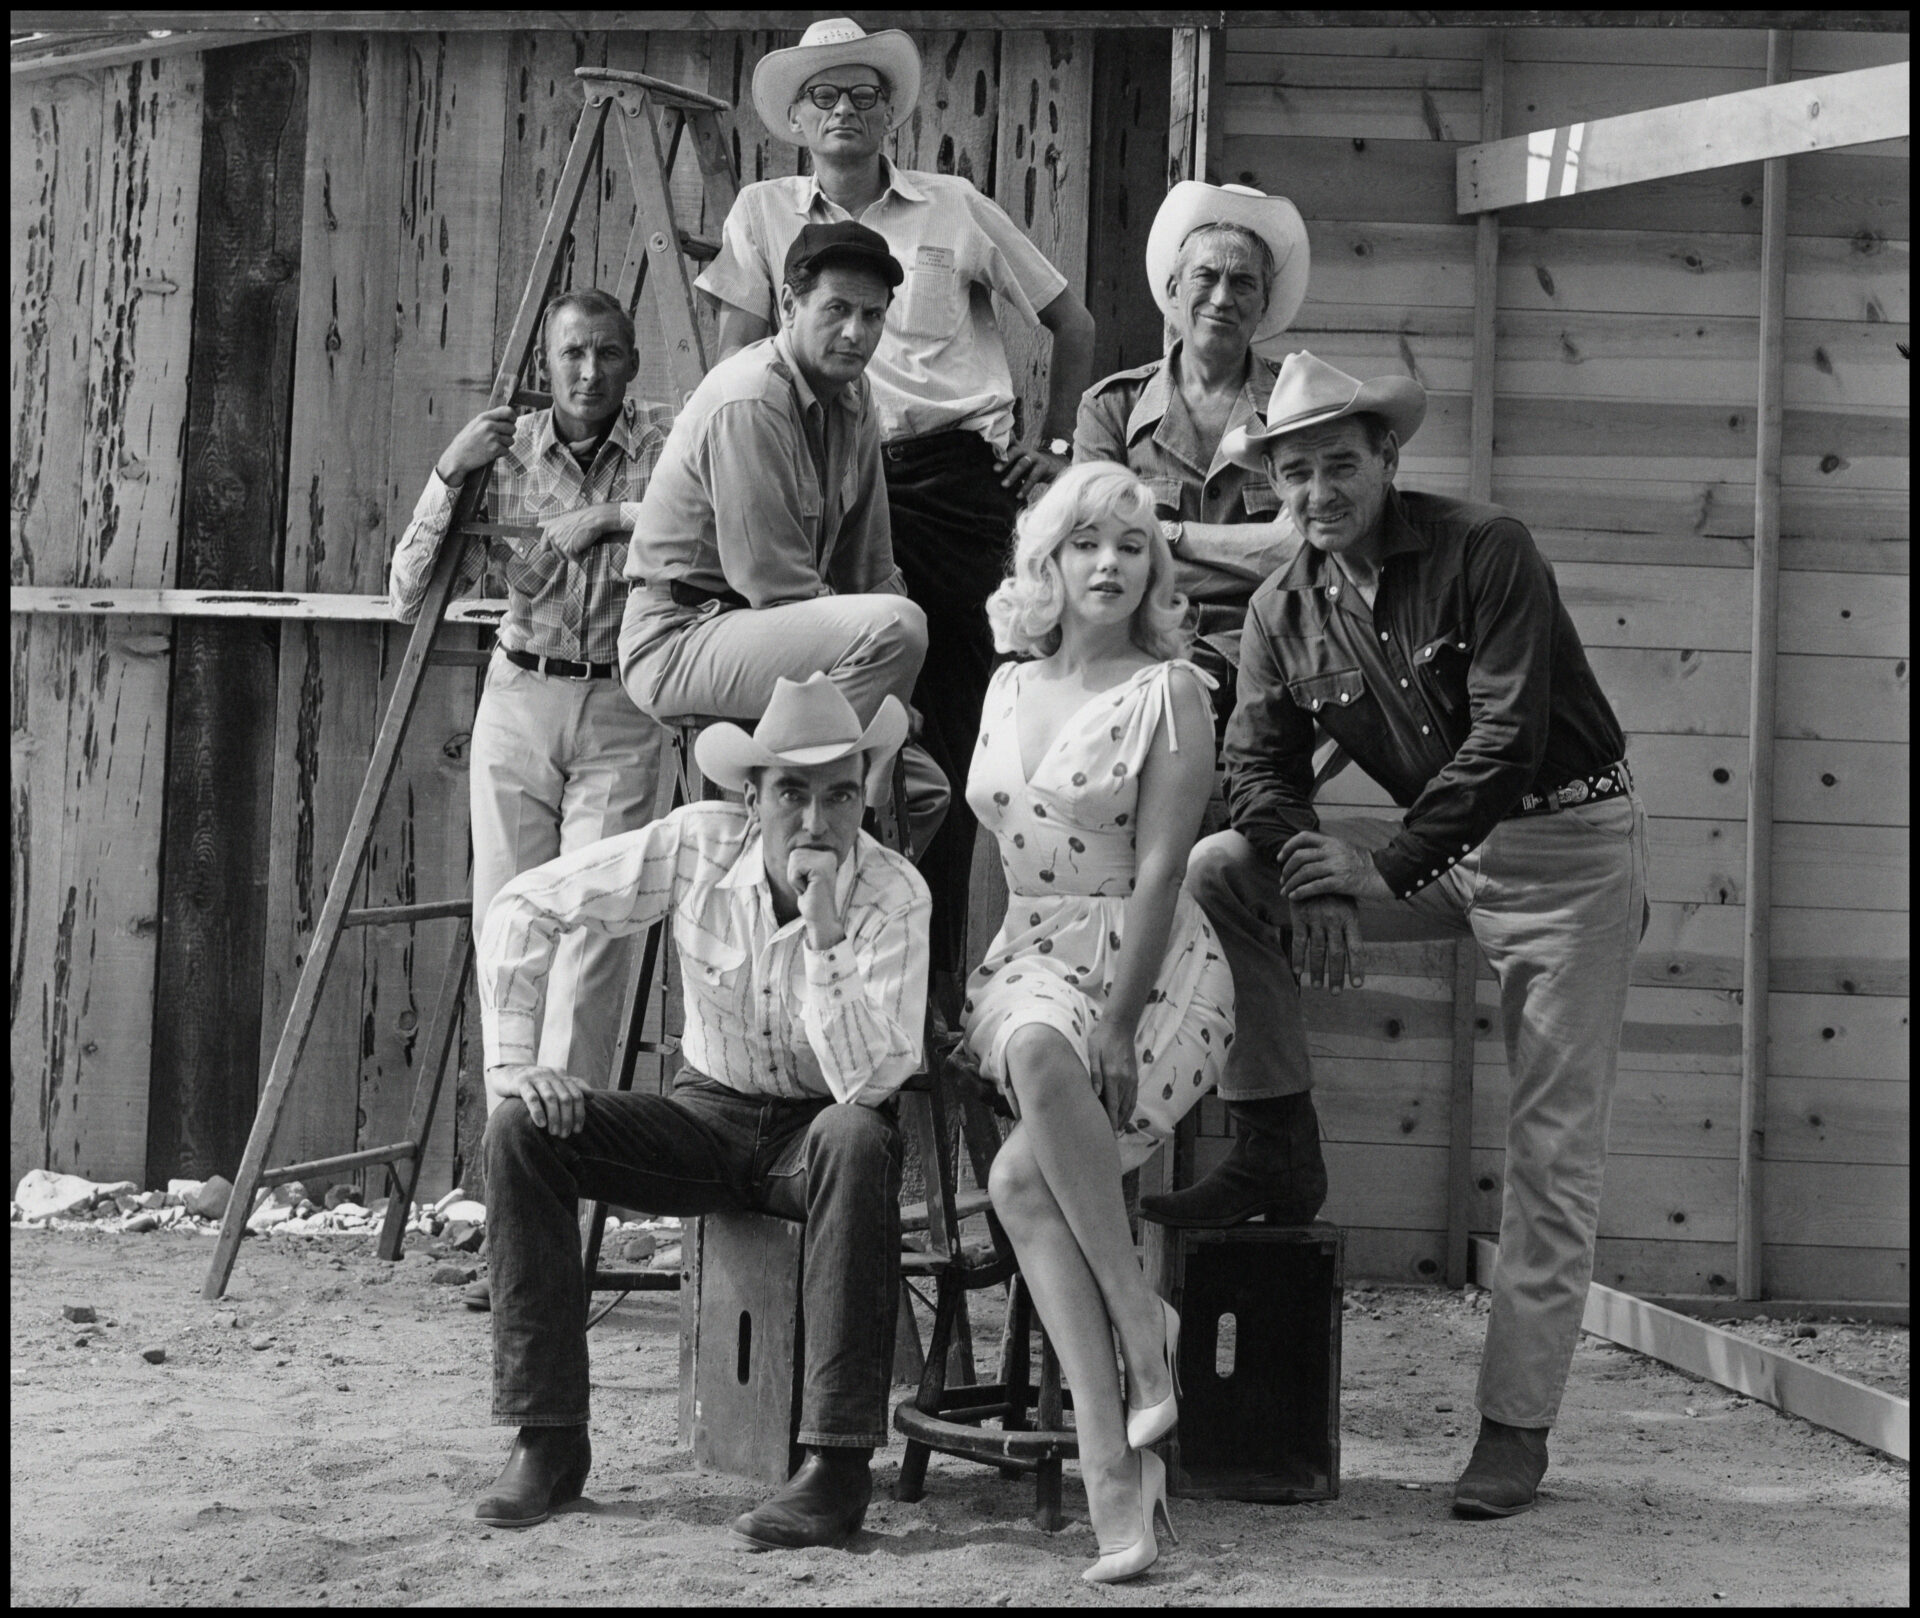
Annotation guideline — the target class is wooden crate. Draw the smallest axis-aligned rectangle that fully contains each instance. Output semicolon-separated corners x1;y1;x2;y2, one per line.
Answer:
1142;1221;1344;1504
682;1211;806;1488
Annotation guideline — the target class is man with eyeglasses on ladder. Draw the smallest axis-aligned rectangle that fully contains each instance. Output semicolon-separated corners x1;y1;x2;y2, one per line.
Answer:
697;19;1099;1013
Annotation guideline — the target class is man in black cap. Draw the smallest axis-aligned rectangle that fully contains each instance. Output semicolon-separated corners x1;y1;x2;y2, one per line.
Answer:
620;221;947;847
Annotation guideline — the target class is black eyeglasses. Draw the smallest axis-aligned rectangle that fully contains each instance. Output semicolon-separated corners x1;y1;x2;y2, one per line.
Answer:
798;83;888;112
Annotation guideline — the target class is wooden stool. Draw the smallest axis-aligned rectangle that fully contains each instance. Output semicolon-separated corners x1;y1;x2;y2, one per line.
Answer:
1141;1219;1343;1502
679;1210;807;1486
893;1053;1076;1531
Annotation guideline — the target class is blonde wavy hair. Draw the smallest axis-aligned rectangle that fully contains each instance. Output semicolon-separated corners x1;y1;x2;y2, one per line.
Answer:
986;462;1191;660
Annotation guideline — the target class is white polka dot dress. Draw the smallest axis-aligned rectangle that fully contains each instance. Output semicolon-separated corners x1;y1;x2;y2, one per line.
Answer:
960;659;1234;1171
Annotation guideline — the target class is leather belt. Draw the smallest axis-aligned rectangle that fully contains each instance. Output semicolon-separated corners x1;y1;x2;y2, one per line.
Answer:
666;578;750;613
504;647;616;681
1507;759;1634;820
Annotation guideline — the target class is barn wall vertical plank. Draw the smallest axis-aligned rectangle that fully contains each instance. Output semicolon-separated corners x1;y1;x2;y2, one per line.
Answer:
710;29;807;201
357;31;509;1201
892;31;1001;189
11;71;107;1189
495;28;604;380
259;34;406;1176
993;29;1095;444
148;36;309;1186
1085;29;1173;378
18;57;203;1184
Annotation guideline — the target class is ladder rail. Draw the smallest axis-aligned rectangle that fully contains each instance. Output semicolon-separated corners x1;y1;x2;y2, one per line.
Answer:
203;68;742;1302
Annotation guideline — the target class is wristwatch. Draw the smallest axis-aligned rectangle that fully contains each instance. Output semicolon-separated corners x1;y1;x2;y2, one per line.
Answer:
1161;518;1184;552
1046;437;1071;459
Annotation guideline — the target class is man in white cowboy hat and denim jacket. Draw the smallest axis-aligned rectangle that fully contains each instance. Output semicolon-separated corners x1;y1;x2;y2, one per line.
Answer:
695;17;1098;1002
472;674;929;1550
1180;350;1649;1519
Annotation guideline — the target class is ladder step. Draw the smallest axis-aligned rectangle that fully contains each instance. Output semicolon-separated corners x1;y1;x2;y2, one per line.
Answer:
342;900;471;929
261;1141;416;1187
678;231;719;262
574;65;732;115
427;648;493;670
510;388;551;410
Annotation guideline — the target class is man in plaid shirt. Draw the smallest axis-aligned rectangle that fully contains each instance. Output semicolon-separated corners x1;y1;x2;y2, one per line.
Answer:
390;289;673;1142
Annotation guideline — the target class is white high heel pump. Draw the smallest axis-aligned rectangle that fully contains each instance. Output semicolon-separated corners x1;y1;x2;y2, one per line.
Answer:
1082;1447;1178;1584
1124;1297;1181;1451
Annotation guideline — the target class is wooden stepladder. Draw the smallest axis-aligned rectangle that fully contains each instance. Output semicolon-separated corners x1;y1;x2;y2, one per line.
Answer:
202;67;739;1300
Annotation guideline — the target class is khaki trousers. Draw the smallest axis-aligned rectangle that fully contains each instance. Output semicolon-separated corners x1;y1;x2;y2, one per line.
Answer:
1187;792;1650;1426
625;591;949;856
471;650;671;1107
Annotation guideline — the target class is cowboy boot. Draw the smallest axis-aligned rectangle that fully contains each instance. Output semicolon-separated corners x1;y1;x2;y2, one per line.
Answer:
1138;1092;1328;1228
473;1424;591;1527
727;1448;874;1551
1451;1417;1550;1517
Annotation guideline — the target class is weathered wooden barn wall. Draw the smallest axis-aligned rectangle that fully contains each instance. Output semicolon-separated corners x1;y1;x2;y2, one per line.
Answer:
12;58;204;1190
12;25;1159;1200
1201;23;1909;1301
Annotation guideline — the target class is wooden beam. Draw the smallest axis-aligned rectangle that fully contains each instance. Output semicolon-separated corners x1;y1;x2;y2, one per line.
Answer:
10;31;286;78
15;12;1914;33
1443;29;1505;1293
1739;34;1794;1303
1472;1239;1909;1461
146;36;308;1191
10;12;1229;33
1457;60;1909;214
10;587;508;623
1168;27;1202;188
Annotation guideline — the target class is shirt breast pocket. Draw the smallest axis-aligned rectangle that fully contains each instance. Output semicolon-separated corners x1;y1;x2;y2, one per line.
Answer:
1241;479;1281;518
1145;476;1185;519
896;244;964;340
1286;666;1368;717
1413;626;1471;717
674;913;749;1018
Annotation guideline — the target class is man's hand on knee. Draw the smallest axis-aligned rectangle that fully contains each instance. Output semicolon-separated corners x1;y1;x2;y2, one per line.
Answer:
1288;896;1365;993
489;1064;594;1137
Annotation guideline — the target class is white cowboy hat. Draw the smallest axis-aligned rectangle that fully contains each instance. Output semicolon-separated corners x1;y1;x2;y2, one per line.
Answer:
753;18;922;142
1146;181;1311;353
1221;350;1428;471
695;673;910;807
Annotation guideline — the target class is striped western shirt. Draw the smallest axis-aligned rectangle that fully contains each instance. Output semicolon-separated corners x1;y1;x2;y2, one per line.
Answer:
479;801;930;1108
389;398;674;664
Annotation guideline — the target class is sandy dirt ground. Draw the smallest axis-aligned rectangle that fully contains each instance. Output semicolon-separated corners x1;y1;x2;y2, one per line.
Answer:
10;1226;1909;1607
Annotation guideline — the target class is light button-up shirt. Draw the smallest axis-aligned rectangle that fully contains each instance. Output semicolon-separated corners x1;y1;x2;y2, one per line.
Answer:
480;801;930;1107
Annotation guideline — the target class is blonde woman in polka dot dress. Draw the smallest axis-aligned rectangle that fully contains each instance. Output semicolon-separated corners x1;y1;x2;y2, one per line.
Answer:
961;461;1232;1582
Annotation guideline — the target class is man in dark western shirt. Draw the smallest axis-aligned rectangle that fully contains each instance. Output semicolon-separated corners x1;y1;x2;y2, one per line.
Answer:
1166;352;1650;1520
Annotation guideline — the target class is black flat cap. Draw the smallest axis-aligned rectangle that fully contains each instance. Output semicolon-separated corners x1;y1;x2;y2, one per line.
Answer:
782;220;904;288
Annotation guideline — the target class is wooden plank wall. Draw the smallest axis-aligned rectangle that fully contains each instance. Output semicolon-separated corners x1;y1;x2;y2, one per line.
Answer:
10;27;1108;1199
11;58;204;1190
1207;24;1909;1302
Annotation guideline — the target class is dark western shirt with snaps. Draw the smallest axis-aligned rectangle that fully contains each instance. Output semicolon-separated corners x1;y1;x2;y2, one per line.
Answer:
1222;487;1627;900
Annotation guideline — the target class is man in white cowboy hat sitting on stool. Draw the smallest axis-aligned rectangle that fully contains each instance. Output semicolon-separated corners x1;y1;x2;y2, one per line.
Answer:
696;16;1098;1003
1182;351;1649;1518
472;674;929;1550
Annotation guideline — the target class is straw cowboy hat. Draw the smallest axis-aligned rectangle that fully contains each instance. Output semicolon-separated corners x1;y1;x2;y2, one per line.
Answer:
753;18;923;141
1146;180;1311;352
1221;350;1428;471
694;673;910;806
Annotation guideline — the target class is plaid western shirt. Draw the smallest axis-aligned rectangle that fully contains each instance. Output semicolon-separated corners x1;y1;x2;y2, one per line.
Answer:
479;801;930;1108
389;398;674;663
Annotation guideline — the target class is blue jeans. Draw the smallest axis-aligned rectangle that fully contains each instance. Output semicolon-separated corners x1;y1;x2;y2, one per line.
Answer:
484;1074;902;1448
1187;794;1650;1426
